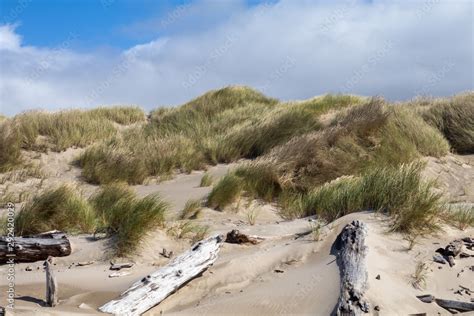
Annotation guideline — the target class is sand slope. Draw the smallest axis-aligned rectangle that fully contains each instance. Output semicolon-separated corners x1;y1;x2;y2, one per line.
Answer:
1;153;474;315
2;210;473;315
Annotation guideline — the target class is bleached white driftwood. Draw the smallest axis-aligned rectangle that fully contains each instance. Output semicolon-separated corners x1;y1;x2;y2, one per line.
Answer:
335;220;370;315
109;271;132;278
99;234;224;316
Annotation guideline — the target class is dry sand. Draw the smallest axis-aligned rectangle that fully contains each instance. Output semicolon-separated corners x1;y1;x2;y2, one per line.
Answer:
1;152;473;315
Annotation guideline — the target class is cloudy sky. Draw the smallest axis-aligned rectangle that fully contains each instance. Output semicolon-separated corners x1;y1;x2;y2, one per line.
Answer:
0;0;472;116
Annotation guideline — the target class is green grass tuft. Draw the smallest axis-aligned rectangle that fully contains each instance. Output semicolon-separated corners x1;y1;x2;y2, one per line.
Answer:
443;204;474;230
0;121;22;172
180;199;202;219
77;140;148;184
199;172;213;187
15;185;95;235
412;93;474;154
89;106;145;125
90;183;168;256
302;163;441;233
207;173;243;210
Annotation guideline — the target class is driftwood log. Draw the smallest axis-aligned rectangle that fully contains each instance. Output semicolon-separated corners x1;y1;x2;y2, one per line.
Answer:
435;298;474;312
0;231;71;263
99;234;224;316
44;256;58;307
335;220;370;315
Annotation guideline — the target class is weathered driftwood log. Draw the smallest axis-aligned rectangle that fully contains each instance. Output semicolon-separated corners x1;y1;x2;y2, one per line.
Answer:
99;234;224;316
44;256;58;307
335;220;370;315
0;231;71;263
435;298;474;312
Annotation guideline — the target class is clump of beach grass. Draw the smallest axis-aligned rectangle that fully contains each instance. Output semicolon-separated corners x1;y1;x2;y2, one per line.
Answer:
411;261;429;289
403;232;420;251
15;185;95;235
77;140;148;185
207;173;243;210
0;122;22;172
190;224;210;244
278;191;306;220
309;221;324;241
246;206;260;226
200;172;213;187
180;199;202;219
90;182;168;256
303;163;441;234
419;93;474;154
0;106;146;172
89;106;145;125
443;204;474;230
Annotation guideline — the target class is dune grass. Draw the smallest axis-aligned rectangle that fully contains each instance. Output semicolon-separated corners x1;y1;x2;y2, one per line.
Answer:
206;98;450;227
15;185;95;235
207;173;243;210
77;138;149;184
89;182;136;230
443;204;474;230
246;206;260;226
411;261;429;289
2;89;470;182
427;101;474;154
210;98;450;201
167;221;210;243
12;110;116;151
0;106;146;172
90;182;168;256
0;122;23;172
407;93;474;154
13;182;167;256
210;153;441;233
301;163;441;233
200;172;213;187
89;106;145;125
180;199;202;219
77;88;365;184
382;106;449;158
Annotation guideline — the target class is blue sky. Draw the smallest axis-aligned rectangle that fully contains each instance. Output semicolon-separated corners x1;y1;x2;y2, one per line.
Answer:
0;0;267;49
0;0;472;116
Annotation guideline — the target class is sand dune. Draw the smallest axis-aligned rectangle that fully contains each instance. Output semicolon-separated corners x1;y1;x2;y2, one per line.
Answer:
1;153;473;315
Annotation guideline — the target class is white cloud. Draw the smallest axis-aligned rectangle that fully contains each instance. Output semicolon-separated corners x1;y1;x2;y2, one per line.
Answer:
0;0;472;116
0;24;21;51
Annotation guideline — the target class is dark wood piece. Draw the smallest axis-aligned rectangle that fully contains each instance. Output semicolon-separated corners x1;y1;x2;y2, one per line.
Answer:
0;231;71;263
435;298;474;312
225;230;261;245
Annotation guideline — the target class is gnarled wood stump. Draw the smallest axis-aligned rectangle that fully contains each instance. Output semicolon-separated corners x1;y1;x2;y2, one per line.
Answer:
44;256;58;307
335;220;370;315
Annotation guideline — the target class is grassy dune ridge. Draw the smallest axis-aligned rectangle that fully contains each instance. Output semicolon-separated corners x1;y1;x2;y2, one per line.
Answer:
0;106;145;172
76;87;364;184
1;87;473;245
